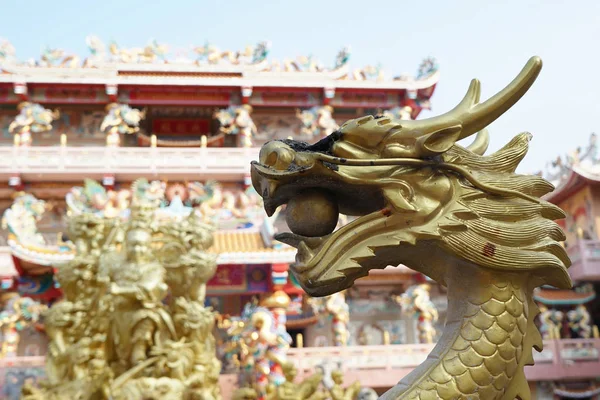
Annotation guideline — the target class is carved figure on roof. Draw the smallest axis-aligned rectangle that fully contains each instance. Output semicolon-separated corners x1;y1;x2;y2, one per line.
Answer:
395;283;439;344
8;102;60;146
194;41;269;65
40;47;80;68
308;291;350;346
252;57;561;399
252;41;271;64
100;103;146;147
83;35;107;67
352;64;384;81
543;133;599;183
0;38;17;65
577;132;598;165
67;179;131;218
416;57;439;80
382;106;413;121
296;106;339;139
108;39;167;64
0;293;47;358
538;304;563;339
283;55;322;72
567;304;592;339
214;105;258;147
334;46;351;69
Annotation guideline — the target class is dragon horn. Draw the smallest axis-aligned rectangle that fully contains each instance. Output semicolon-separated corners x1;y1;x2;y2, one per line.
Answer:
465;129;490;155
398;57;541;156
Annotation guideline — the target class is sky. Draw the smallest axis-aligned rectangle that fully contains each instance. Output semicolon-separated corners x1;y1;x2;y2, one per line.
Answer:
1;0;598;173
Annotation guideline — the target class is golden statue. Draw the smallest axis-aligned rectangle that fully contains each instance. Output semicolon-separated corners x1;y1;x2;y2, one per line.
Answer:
329;370;361;400
23;183;221;400
251;56;571;399
231;362;327;400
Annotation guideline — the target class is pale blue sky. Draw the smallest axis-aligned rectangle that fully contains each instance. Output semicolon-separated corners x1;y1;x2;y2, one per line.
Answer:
1;0;598;172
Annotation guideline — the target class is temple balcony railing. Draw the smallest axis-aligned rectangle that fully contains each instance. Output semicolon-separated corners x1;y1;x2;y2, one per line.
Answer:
0;146;260;182
566;240;600;281
2;339;599;393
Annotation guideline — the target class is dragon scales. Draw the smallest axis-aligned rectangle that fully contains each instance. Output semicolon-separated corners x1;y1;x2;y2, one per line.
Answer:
250;57;571;400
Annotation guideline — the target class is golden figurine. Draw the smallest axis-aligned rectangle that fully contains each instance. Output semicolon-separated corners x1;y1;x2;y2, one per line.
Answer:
231;362;327;400
328;370;361;400
24;182;221;400
252;57;570;399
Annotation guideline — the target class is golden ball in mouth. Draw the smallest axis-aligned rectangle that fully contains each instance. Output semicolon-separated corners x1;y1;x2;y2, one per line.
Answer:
285;189;339;237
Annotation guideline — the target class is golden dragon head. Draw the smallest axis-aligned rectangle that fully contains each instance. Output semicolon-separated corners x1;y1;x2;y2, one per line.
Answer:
251;56;571;297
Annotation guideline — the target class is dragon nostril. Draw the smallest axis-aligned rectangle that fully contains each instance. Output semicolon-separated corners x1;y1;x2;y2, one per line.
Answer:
259;142;295;170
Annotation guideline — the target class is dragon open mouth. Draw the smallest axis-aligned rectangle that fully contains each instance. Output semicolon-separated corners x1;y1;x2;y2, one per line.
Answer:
251;158;387;296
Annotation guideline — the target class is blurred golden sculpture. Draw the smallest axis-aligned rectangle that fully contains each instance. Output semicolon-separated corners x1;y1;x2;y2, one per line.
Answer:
100;103;146;147
328;370;361;400
9;102;60;146
0;293;47;358
23;182;221;400
252;57;571;399
231;362;327;400
394;284;439;344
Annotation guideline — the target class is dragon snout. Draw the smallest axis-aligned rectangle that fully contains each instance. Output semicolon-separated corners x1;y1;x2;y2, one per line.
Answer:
259;141;295;170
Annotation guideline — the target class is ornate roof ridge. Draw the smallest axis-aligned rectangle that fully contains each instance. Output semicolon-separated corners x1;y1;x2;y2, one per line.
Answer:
0;36;439;86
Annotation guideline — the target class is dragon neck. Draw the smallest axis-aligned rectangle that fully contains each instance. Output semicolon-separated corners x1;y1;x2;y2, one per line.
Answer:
383;262;541;400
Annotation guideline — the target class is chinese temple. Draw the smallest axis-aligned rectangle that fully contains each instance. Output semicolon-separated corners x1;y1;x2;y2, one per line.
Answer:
0;36;599;400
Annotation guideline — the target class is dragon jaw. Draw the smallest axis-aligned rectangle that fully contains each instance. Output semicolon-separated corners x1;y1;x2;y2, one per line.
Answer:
251;145;457;296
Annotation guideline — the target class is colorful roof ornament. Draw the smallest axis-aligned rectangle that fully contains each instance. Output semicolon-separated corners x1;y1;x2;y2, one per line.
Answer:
2;193;75;270
9;102;60;147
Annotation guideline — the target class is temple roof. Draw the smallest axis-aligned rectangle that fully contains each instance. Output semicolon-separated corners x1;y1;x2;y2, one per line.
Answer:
209;230;295;264
0;37;439;91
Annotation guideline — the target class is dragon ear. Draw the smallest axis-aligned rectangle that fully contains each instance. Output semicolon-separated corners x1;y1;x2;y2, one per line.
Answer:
418;124;462;154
